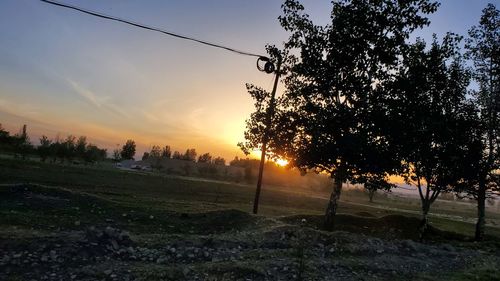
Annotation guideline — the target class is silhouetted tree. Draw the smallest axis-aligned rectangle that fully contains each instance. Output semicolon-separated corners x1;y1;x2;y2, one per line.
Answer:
112;148;121;162
0;124;12;152
240;0;439;230
84;144;106;164
198;153;212;163
363;176;395;203
213;157;226;166
161;145;171;158
62;135;76;162
13;124;33;159
465;3;500;241
75;136;87;160
120;139;136;160
37;135;52;162
149;145;162;170
229;157;260;168
182;148;197;162
49;136;63;163
390;35;478;239
172;151;182;159
149;145;161;158
142;152;150;161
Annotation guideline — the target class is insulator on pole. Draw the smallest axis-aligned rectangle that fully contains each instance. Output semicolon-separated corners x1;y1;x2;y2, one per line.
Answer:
257;56;275;74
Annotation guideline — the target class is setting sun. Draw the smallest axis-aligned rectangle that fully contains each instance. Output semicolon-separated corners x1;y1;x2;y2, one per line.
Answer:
250;150;288;166
275;158;289;167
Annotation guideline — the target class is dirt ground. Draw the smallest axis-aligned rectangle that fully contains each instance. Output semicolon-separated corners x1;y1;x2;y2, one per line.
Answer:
1;184;500;281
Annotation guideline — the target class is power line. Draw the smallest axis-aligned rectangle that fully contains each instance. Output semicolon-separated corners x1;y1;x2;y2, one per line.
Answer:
39;0;267;59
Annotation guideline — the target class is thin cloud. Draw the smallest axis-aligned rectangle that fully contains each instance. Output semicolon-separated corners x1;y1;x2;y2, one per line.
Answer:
0;98;39;117
67;79;128;118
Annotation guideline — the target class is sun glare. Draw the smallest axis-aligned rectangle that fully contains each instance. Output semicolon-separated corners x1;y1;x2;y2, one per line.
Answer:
275;158;289;167
250;150;289;167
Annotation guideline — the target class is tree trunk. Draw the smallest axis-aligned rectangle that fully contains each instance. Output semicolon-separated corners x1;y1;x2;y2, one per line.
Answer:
324;175;343;231
419;202;430;242
368;189;375;203
475;178;486;241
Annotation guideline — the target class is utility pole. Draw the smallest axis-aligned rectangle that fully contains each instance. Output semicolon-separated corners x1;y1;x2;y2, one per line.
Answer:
253;55;282;214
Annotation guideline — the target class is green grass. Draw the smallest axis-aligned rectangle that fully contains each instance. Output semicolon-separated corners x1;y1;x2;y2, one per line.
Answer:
1;157;499;239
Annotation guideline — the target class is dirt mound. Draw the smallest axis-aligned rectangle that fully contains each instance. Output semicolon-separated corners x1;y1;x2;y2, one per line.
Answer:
1;183;101;208
181;209;259;233
280;213;470;241
355;211;377;218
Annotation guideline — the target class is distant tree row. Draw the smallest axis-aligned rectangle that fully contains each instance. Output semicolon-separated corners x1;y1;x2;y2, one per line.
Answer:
138;145;227;171
0;124;34;159
0;124;107;164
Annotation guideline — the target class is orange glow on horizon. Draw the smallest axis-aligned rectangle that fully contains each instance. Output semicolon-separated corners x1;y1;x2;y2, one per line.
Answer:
250;150;289;167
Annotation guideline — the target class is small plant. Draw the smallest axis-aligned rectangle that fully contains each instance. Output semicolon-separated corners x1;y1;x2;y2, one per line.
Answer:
293;221;308;281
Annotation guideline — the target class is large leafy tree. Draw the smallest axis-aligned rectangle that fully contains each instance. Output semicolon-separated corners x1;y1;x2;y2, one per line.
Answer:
240;0;439;229
465;3;500;241
390;36;479;238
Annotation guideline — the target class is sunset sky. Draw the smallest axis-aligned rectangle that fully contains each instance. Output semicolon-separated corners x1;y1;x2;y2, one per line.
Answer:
0;0;493;160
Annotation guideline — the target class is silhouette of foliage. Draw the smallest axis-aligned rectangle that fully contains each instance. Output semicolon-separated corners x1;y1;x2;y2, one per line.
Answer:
182;148;197;162
388;35;479;238
37;135;52;162
241;0;439;230
161;145;172;158
172;151;182;159
120;139;136;160
464;3;500;241
213;157;226;166
198;153;212;163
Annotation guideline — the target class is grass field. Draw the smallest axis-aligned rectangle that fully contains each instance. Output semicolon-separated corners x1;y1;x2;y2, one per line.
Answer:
1;157;499;238
1;157;500;280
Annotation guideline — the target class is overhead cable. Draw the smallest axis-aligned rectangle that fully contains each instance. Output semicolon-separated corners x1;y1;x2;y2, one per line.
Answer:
40;0;267;59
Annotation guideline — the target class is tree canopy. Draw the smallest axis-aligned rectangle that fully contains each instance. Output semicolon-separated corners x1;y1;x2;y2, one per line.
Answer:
240;0;440;229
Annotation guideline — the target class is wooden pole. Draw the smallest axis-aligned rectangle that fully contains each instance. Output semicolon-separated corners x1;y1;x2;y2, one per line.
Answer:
253;56;282;214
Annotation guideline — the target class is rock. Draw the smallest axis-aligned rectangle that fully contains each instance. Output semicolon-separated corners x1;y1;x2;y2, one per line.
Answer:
74;221;81;226
111;239;119;250
127;247;135;254
119;231;130;241
39;254;48;262
401;240;419;252
105;226;117;237
442;244;455;252
49;250;57;260
104;269;112;276
149;215;154;219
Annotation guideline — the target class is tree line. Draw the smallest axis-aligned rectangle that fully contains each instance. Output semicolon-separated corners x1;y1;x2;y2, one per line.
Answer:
0;124;107;164
240;0;499;241
138;145;226;165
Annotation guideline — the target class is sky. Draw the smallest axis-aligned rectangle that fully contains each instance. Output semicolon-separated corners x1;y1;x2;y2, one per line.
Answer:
0;0;495;160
